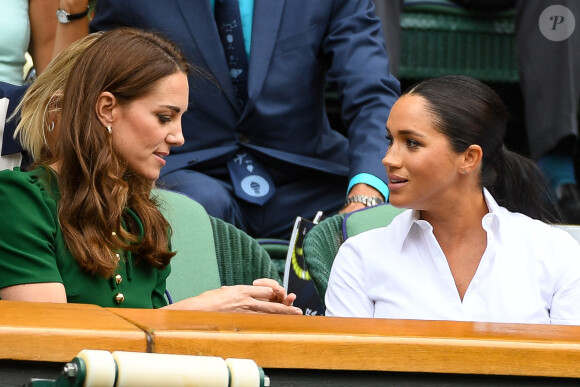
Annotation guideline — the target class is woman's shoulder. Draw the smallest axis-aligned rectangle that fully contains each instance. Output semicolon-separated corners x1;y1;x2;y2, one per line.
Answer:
0;167;51;189
498;207;580;253
0;167;58;206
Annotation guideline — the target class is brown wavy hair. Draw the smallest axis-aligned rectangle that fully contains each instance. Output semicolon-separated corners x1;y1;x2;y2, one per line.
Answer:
39;28;193;277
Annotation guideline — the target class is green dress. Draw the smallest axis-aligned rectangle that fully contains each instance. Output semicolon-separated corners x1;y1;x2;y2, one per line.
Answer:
0;167;170;308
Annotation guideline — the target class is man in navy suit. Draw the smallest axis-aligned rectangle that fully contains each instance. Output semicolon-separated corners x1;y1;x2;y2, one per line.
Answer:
90;0;400;238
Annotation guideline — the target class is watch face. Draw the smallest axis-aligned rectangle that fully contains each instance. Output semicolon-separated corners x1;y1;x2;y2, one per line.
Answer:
57;9;69;23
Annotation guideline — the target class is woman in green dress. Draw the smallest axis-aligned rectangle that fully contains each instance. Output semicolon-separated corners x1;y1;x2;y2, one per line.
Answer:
0;28;301;315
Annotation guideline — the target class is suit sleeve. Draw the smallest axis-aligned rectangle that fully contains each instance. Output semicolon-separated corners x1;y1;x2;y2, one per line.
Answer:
90;0;133;32
1;82;28;156
323;0;400;183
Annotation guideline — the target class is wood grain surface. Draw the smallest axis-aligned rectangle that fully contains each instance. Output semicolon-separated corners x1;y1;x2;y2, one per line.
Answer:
0;301;147;362
109;308;580;378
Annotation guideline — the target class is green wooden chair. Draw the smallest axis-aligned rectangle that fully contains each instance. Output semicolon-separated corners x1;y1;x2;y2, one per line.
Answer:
153;189;280;303
302;204;406;309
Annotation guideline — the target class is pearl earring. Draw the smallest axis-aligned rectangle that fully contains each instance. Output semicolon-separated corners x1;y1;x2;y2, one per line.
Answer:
107;124;112;134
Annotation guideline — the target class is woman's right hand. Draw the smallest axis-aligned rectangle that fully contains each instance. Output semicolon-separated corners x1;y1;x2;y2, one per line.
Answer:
164;281;303;315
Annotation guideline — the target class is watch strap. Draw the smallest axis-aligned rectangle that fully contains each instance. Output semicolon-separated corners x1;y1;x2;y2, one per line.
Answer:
57;7;89;23
344;195;385;208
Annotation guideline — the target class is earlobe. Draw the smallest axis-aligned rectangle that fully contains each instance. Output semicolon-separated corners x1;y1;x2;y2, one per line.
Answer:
95;91;117;128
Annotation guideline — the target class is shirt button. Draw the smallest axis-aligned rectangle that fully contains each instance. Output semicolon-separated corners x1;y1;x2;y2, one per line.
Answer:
238;134;250;144
115;274;123;285
114;293;125;304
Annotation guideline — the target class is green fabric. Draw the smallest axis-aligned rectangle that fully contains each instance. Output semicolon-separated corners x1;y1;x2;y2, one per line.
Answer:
302;214;345;306
257;238;289;278
257;238;289;261
0;167;169;308
400;0;517;82
210;216;282;286
344;204;406;238
154;189;221;301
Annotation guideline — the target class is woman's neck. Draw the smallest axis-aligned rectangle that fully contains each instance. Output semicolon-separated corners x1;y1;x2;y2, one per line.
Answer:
420;188;489;301
420;188;488;244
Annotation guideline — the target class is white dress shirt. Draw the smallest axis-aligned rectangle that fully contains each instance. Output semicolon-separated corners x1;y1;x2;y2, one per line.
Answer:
325;189;580;325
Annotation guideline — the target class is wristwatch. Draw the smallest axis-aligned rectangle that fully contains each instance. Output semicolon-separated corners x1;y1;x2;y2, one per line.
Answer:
344;195;385;208
56;7;89;24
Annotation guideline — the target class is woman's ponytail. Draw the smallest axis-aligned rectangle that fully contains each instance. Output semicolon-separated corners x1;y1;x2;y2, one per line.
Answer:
484;146;563;223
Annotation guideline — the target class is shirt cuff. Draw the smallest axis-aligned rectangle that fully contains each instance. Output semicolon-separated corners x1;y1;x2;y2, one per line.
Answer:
347;173;389;201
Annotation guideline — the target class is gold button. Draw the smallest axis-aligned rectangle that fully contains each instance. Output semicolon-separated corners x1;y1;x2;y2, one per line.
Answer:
115;274;122;285
114;293;125;304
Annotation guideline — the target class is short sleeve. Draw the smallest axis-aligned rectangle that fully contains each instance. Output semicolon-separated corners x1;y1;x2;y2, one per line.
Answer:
0;169;63;288
325;237;374;318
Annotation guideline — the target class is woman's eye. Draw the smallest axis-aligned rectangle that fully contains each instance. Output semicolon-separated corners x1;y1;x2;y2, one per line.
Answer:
406;139;420;149
158;114;171;123
385;134;393;145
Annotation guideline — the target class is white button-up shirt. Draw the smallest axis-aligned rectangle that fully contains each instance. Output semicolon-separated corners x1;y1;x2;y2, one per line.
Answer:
326;189;580;325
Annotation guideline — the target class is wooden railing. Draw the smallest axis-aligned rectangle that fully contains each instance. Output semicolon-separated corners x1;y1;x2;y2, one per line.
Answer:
1;300;579;384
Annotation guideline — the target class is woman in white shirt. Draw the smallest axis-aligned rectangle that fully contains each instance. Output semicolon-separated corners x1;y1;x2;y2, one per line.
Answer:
325;75;580;325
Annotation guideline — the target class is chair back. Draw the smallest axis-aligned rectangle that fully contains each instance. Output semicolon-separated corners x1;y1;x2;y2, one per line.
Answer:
257;238;289;278
303;204;406;307
154;188;221;302
210;216;282;285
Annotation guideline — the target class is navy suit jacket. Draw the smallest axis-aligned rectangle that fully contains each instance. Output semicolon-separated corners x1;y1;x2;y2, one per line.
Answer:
91;0;400;184
0;82;27;157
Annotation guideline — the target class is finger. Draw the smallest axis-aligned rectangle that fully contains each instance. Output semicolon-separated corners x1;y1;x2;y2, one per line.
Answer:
247;286;278;301
252;278;275;285
270;284;288;303
252;278;280;289
249;284;288;303
250;300;303;315
282;293;297;306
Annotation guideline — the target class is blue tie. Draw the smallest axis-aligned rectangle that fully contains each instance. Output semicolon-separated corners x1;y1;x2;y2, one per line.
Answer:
215;0;249;106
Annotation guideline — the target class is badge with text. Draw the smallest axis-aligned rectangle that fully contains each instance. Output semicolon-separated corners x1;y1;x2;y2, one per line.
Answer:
227;153;276;205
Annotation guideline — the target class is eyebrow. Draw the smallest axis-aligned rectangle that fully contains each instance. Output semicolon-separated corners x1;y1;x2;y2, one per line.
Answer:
386;127;427;138
161;105;184;113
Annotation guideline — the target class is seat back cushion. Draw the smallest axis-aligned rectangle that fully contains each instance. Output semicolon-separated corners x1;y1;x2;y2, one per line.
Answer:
154;188;221;301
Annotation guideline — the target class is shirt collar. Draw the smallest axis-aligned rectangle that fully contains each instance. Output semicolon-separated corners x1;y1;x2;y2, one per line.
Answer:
396;188;502;245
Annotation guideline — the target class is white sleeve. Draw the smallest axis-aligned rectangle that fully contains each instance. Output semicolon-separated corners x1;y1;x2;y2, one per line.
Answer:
549;233;580;325
325;237;374;318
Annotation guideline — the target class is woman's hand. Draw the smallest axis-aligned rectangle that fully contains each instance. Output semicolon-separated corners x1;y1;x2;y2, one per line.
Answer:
165;278;302;315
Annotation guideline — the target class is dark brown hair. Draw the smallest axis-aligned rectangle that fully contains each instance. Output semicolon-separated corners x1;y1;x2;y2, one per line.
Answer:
43;28;192;276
